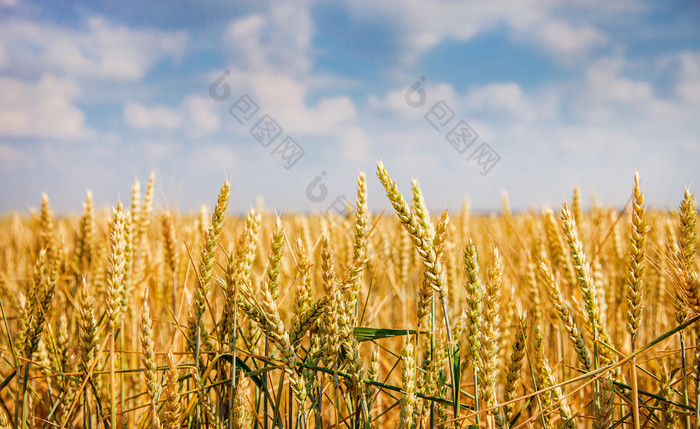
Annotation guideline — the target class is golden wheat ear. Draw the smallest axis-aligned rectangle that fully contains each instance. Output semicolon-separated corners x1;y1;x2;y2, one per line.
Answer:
672;188;700;312
399;338;417;429
162;351;181;429
626;172;647;429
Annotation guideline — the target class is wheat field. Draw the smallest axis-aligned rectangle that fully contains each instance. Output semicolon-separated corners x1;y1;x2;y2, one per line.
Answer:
0;161;698;428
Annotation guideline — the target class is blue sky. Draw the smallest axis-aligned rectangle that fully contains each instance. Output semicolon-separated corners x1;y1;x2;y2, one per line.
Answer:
0;0;698;215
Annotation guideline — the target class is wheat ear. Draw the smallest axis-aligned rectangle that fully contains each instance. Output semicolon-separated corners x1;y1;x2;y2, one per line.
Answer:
232;373;251;428
321;231;336;294
106;202;127;429
133;173;155;283
192;371;224;429
291;236;313;336
503;313;528;424
462;237;484;423
660;364;678;429
537;261;592;371
561;202;615;369
187;180;230;358
140;288;160;428
267;217;285;300
162;351;181;429
595;375;615;429
39;193;55;253
376;161;450;327
243;273;308;411
542;207;575;291
342;171;369;314
399;339;417;429
673;189;700;311
678;188;697;272
74;190;95;278
478;245;503;413
572;185;583;226
412;178;435;239
534;323;576;429
161;212;178;314
365;345;380;420
77;277;98;374
626;171;647;429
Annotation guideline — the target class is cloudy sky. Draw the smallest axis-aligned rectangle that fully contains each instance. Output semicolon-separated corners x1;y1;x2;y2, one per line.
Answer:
0;0;698;215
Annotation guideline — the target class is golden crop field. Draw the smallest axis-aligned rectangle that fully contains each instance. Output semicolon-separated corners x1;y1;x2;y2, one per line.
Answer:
0;161;698;429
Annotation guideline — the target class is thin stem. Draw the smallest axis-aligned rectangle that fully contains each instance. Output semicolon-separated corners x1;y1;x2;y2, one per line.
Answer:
195;324;201;428
120;320;125;427
110;331;116;429
695;385;699;429
228;287;238;429
630;338;641;429
438;296;459;429
681;330;692;429
172;275;178;319
20;361;30;429
472;364;480;426
264;329;270;429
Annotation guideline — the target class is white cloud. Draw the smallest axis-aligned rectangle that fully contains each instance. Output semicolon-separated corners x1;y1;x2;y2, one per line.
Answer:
124;95;221;135
585;58;653;105
218;68;358;135
223;2;312;75
0;0;18;7
368;79;540;126
225;14;267;68
0;74;91;139
0;17;186;80
213;0;372;160
193;143;236;170
124;103;182;129
216;2;372;155
339;127;370;162
532;21;607;59
361;45;698;209
338;0;618;66
182;96;221;136
465;82;534;121
683;138;700;153
142;140;183;160
340;0;541;64
676;52;700;104
367;80;460;121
